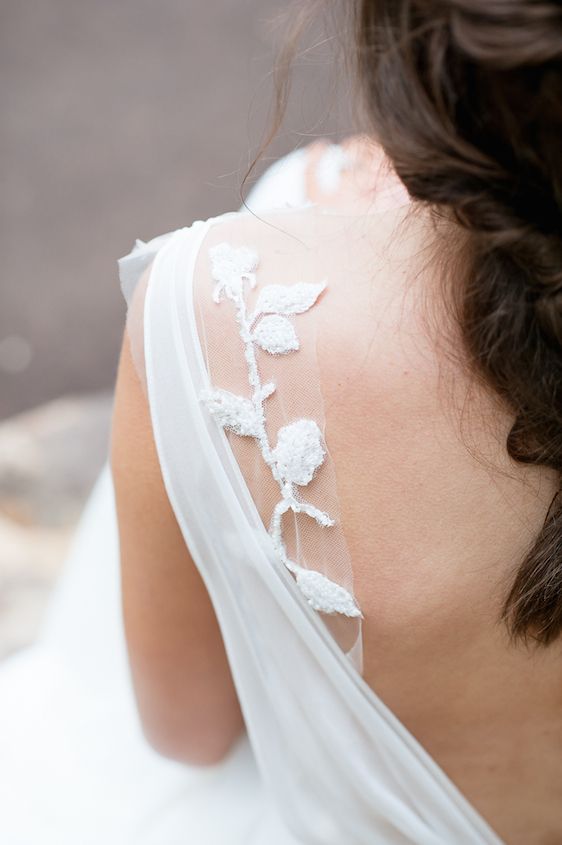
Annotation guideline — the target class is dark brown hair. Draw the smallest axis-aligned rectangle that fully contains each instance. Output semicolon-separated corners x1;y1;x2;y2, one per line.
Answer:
255;0;562;644
357;0;562;645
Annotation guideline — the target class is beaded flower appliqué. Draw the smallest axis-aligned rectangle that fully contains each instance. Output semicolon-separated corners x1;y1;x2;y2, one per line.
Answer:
200;242;361;619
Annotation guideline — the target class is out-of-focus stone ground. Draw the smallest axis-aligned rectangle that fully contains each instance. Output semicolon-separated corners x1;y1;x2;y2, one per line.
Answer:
0;1;351;657
0;393;112;657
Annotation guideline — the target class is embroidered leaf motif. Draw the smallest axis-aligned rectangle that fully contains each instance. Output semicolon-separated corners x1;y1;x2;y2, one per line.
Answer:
253;315;299;355
272;419;325;486
260;381;276;401
201;388;262;437
209;242;258;303
295;569;362;618
253;282;326;317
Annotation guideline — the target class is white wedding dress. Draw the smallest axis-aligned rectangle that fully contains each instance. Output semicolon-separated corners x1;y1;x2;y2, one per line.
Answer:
0;148;505;845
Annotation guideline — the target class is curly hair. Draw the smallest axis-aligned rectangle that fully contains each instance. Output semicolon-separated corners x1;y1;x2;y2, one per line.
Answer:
356;0;562;644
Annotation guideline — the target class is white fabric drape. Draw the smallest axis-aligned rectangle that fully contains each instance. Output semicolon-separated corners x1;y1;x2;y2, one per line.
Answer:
139;202;505;844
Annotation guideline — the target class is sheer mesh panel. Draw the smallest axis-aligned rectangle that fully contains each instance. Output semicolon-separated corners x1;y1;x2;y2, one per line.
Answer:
193;210;365;664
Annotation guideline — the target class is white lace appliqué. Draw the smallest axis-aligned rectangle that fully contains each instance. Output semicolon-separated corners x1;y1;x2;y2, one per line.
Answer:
200;242;361;620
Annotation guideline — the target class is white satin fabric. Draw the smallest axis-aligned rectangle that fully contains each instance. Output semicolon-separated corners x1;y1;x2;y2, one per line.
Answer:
0;148;504;844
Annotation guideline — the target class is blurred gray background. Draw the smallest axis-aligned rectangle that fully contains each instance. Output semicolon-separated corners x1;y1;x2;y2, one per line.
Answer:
1;0;350;419
0;0;350;655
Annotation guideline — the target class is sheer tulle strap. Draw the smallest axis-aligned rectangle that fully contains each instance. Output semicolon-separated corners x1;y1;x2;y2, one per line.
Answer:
117;224;212;390
118;230;179;307
200;240;362;622
117;231;177;390
193;211;365;668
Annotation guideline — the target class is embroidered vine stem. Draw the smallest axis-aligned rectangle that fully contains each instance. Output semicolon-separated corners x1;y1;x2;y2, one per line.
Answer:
232;280;334;550
234;291;281;479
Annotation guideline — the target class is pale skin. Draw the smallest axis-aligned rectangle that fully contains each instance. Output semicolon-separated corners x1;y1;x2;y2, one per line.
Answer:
111;138;562;843
111;322;244;765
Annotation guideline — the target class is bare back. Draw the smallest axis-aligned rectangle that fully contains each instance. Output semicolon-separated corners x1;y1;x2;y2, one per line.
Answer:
319;211;561;845
197;197;562;844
